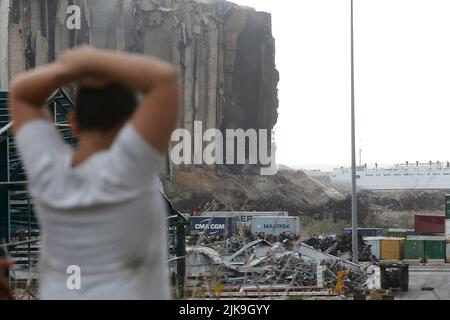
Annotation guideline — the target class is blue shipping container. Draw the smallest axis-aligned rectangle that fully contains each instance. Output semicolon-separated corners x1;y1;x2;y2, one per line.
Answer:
187;217;237;237
342;228;384;237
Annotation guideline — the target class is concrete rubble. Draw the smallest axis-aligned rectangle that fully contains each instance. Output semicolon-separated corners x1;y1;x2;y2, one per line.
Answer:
186;234;375;295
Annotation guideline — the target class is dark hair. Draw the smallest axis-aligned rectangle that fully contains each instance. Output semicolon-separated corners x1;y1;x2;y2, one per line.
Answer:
75;83;137;131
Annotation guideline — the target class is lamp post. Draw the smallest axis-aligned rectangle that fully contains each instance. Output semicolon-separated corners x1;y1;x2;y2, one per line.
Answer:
350;0;359;263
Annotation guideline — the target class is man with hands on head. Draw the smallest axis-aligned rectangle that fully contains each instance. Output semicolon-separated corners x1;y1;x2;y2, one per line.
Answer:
10;46;180;300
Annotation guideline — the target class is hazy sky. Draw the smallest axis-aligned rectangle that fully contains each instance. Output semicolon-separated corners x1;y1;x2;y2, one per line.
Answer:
232;0;450;170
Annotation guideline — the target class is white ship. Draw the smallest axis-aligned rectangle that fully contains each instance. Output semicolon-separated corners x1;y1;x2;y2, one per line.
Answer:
330;161;450;190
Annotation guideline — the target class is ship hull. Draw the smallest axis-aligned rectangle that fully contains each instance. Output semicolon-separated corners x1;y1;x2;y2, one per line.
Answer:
330;166;450;190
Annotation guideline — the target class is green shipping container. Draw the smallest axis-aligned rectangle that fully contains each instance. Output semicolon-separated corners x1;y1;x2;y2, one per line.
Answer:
405;236;425;260
387;229;411;238
424;236;446;260
405;236;446;261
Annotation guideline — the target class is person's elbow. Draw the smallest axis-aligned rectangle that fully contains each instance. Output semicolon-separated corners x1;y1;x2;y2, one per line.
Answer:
9;78;27;123
9;76;25;100
9;73;35;102
9;77;39;128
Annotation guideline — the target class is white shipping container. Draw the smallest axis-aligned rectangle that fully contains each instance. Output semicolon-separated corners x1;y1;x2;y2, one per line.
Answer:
364;237;385;260
250;216;300;236
446;220;450;238
201;212;289;228
446;241;450;264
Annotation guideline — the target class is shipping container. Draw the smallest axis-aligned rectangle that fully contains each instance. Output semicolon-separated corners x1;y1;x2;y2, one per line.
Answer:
404;236;426;260
342;228;384;238
364;237;385;260
250;216;300;236
201;211;288;228
424;236;446;260
380;238;405;261
446;240;450;264
445;195;450;219
187;217;237;237
415;214;445;234
387;229;413;238
404;236;446;261
446;220;450;238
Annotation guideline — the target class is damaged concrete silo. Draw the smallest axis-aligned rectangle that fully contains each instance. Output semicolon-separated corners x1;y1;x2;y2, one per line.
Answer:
0;0;279;173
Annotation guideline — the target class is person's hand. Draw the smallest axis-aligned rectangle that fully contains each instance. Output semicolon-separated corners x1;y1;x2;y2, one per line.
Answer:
58;45;102;81
76;75;110;88
58;46;112;88
0;260;13;300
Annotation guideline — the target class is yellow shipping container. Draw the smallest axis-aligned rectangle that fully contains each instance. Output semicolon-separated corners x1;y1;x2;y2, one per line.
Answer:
381;238;405;261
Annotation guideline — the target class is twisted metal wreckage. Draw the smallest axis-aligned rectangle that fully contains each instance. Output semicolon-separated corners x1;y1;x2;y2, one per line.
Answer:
182;234;381;297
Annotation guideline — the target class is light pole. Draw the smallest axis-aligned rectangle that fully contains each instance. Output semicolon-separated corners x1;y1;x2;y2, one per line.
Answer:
350;0;359;263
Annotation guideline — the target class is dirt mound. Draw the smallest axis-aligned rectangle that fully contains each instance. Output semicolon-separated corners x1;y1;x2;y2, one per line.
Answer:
162;167;351;218
163;168;446;228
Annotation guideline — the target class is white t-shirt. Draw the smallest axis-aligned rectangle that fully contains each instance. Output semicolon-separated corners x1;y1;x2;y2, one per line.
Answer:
16;120;170;300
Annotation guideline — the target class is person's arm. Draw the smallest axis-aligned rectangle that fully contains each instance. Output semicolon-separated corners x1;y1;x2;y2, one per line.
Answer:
58;47;180;153
10;62;73;135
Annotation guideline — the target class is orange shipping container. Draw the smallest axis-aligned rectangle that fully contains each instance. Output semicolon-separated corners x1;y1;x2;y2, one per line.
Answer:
381;238;405;261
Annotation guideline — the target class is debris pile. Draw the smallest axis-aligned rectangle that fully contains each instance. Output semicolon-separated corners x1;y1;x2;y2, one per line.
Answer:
303;234;377;262
186;237;371;295
320;260;369;293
